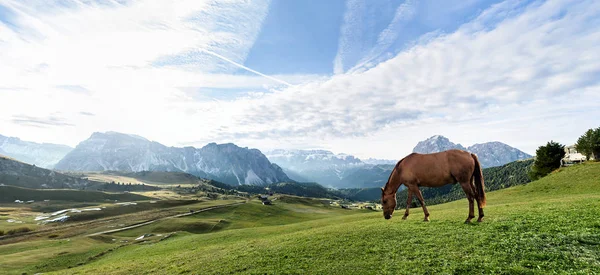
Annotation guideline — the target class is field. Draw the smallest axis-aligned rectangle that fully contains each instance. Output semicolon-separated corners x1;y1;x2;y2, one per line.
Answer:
81;171;208;187
1;162;599;274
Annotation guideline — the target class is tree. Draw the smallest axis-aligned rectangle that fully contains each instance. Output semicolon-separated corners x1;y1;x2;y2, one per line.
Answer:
575;127;600;160
528;141;565;180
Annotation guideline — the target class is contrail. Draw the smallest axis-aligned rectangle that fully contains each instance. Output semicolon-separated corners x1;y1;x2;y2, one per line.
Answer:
199;49;293;87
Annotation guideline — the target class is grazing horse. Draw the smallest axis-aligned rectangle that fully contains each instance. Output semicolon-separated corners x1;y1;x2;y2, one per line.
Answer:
381;149;486;223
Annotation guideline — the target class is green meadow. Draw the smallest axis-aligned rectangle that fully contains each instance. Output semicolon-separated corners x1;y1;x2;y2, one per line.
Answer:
1;162;599;274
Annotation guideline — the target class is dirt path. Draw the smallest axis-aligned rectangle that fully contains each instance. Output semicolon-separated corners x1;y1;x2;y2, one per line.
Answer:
86;201;245;236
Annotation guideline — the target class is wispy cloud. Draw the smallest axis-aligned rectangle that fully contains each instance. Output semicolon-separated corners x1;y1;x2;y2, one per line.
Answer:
56;85;91;94
334;0;417;74
11;115;74;128
349;0;416;72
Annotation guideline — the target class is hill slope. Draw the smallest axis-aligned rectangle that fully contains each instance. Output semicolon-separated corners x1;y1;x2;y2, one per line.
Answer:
59;162;600;274
0;155;101;190
0;185;150;203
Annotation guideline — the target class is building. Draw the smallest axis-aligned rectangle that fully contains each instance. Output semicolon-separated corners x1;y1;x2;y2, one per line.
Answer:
561;145;588;166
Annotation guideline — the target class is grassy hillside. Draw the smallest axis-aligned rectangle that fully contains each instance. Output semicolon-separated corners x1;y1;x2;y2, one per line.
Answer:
336;187;382;201
81;171;208;186
0;185;150;203
0;155;102;190
49;162;600;274
236;181;342;199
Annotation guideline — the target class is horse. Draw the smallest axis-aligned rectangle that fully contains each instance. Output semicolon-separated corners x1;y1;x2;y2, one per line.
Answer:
381;149;486;223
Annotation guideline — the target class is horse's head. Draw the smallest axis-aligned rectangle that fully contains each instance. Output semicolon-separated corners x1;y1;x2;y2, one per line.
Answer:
381;187;397;220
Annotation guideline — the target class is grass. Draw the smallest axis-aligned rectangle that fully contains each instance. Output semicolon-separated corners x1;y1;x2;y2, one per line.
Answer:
0;185;151;203
3;162;600;274
0;199;244;274
112;197;358;238
82;171;206;187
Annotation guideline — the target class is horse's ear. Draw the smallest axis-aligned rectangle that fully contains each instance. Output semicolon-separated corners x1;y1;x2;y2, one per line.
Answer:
381;187;385;193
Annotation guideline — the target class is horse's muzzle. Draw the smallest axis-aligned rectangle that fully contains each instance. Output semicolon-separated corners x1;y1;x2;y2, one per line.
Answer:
384;214;391;220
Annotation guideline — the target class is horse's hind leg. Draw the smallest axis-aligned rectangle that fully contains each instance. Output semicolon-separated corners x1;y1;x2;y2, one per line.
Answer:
470;182;485;222
459;182;475;223
403;189;412;220
412;187;430;222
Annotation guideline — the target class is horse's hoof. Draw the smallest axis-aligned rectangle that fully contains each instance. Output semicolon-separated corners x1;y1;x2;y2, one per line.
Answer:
477;219;483;223
423;218;430;222
402;215;408;220
464;220;471;224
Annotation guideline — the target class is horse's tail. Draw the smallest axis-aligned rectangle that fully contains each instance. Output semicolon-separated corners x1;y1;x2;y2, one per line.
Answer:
471;153;486;208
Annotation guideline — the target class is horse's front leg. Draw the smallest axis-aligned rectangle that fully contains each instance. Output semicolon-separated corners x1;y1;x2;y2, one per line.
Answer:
403;189;412;220
413;188;430;222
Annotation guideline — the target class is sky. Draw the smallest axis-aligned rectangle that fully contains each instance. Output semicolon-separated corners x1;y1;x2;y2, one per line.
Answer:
0;0;599;159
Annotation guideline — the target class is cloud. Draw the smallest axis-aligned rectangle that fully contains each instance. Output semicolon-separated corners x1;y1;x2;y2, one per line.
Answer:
11;115;74;128
0;0;599;160
79;112;95;116
56;85;91;94
350;0;417;72
215;0;600;155
0;0;284;146
334;0;417;74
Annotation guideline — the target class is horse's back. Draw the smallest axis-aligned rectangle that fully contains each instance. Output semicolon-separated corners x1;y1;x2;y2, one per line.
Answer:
400;150;475;186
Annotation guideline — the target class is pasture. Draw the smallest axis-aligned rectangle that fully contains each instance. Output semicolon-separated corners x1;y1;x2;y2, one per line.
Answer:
1;162;599;274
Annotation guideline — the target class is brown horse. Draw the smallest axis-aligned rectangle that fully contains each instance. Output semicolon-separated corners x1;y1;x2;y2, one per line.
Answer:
381;149;486;223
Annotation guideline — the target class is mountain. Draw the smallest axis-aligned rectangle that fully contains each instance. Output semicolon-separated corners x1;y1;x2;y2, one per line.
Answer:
412;135;467;154
54;132;290;186
362;158;398;165
468;142;532;168
0;134;72;168
412;135;532;168
342;164;396;188
265;149;365;188
265;149;362;171
0;154;101;189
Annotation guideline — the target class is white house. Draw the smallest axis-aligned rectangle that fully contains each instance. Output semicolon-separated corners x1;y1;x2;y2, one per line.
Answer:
561;145;587;166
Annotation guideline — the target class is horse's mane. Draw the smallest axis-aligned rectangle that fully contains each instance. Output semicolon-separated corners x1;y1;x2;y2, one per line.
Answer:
383;157;404;193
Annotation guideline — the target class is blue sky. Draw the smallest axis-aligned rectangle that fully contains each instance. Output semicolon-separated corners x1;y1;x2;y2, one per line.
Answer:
0;0;599;159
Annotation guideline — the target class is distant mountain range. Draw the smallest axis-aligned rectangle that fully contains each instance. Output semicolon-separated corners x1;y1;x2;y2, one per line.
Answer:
413;135;532;168
0;134;72;168
264;149;365;188
0;132;531;188
266;135;531;188
264;149;398;189
54;132;290;186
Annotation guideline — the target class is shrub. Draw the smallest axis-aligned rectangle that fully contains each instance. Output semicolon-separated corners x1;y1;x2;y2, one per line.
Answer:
575;127;600;160
529;141;564;180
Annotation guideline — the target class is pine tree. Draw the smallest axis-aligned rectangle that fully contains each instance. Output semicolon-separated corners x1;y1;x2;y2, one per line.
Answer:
528;141;564;180
575;127;600;160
